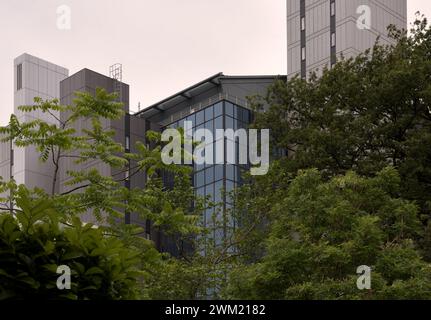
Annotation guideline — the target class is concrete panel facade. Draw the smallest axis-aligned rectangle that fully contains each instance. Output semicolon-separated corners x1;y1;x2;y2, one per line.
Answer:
59;68;146;224
13;53;69;193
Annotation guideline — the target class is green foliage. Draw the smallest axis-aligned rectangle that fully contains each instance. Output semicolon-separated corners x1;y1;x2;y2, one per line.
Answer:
226;169;431;300
0;87;204;300
251;16;431;216
0;186;142;300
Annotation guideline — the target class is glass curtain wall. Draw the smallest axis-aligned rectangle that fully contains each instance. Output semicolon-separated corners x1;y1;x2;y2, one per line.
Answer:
164;100;251;243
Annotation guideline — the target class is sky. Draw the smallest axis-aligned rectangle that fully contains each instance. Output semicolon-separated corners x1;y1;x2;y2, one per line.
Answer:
0;0;429;126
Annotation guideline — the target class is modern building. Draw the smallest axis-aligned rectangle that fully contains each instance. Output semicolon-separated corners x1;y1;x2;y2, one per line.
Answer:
0;135;12;209
136;73;285;246
13;53;69;193
1;54;68;208
287;0;407;79
59;67;147;226
1;0;409;251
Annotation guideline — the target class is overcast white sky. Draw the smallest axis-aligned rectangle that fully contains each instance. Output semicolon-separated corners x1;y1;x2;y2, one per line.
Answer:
0;0;429;125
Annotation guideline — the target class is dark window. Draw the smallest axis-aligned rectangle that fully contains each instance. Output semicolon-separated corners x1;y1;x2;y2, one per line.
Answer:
214;181;223;203
330;0;337;66
300;0;306;79
17;64;22;91
215;165;224;181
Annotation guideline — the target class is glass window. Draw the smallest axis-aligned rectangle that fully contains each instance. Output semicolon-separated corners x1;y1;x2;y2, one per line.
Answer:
214;180;223;204
301;47;306;61
196;110;205;125
226;164;235;181
125;136;130;150
233;105;239;119
196;186;205;198
243;109;251;123
196;170;205;187
225;102;234;117
17;64;22;91
214;116;223;130
301;17;305;31
235;165;241;183
187;113;195;127
214;102;223;118
205;166;214;185
205;208;213;226
194;123;205;142
236;108;243;122
195;161;205;173
205;120;214;143
215;165;224;182
206;184;215;202
225;115;234;130
205;119;214;136
170;121;178;129
225;180;235;203
205;105;214;121
178;118;186;129
236;120;245;130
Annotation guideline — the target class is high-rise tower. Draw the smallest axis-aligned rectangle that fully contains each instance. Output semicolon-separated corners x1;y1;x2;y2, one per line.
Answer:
287;0;407;79
13;53;69;193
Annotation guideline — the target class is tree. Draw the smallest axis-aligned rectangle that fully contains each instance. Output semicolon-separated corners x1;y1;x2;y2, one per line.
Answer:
0;88;202;299
225;168;431;300
222;17;431;300
0;185;142;300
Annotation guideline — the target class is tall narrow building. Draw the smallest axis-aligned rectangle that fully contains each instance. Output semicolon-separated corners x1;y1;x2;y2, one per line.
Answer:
13;53;69;193
287;0;407;79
